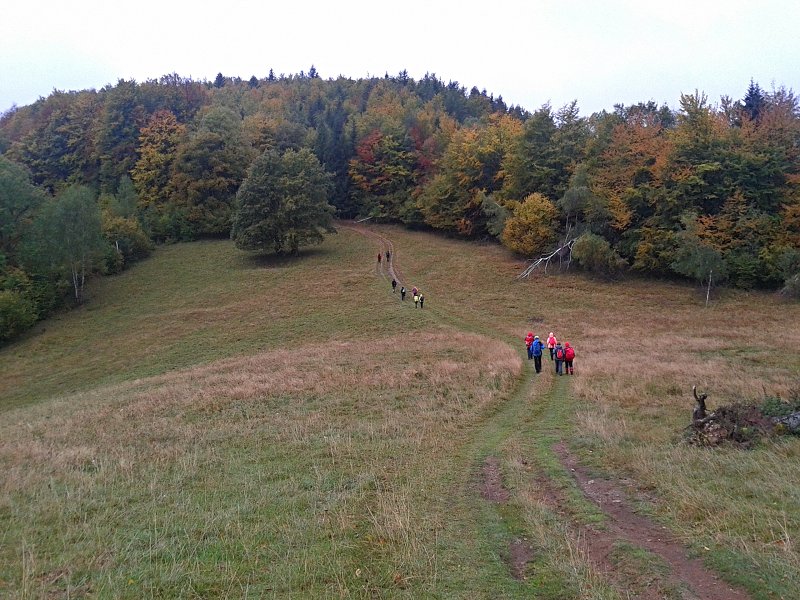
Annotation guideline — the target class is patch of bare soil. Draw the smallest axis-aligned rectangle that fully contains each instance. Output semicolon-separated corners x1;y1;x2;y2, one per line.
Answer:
508;538;535;580
552;442;750;600
480;456;510;503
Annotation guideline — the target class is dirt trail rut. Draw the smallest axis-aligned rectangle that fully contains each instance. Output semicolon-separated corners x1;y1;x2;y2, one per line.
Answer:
554;442;749;599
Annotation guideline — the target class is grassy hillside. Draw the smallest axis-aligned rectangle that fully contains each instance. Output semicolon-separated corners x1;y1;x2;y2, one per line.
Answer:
1;225;799;598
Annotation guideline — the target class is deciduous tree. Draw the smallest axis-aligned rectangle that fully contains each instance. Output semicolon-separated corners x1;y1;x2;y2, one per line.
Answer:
231;148;334;255
501;193;558;256
22;185;106;303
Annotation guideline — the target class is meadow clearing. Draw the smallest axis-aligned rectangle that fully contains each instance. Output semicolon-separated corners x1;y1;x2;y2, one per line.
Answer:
1;225;798;598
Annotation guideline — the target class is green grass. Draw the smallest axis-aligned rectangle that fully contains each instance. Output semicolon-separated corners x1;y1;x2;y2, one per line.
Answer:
2;224;800;598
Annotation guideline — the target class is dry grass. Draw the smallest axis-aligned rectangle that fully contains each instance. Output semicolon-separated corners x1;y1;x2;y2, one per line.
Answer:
0;328;521;597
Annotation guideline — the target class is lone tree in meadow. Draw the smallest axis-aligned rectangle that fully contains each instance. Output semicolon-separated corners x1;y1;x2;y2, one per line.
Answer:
231;148;335;255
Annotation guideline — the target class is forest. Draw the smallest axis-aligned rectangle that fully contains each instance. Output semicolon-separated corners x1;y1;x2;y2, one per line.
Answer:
1;68;799;343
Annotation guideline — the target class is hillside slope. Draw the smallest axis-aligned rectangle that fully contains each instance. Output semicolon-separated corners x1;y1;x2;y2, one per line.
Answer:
1;225;798;598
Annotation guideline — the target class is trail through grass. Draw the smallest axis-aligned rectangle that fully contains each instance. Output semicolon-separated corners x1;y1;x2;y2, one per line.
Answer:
1;224;798;597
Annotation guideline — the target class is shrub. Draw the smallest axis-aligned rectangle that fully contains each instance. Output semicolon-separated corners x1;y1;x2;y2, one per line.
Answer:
0;289;37;343
102;215;153;264
572;233;626;278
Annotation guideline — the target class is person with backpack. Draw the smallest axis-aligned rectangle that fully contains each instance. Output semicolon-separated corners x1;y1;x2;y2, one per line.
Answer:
554;341;565;375
524;332;534;360
392;279;397;293
547;332;557;360
531;335;546;374
400;286;406;301
413;292;419;307
563;342;575;375
419;293;424;308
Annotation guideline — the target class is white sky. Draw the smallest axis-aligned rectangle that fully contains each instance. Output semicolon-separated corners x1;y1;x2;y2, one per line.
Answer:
2;0;798;116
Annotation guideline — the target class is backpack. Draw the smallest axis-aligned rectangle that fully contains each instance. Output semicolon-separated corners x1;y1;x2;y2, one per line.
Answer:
555;347;565;360
565;346;575;361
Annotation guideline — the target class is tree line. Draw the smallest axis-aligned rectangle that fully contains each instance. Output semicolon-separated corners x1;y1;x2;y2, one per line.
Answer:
1;70;798;343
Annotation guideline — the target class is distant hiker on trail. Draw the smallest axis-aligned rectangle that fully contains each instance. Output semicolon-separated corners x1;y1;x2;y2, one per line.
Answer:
386;250;391;262
392;279;397;292
524;332;534;360
419;293;424;308
411;286;418;297
400;286;406;301
554;342;565;375
377;252;382;263
564;342;575;375
413;293;419;307
547;332;557;360
531;335;545;374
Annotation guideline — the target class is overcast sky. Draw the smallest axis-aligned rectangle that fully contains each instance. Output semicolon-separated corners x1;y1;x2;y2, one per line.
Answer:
2;0;798;117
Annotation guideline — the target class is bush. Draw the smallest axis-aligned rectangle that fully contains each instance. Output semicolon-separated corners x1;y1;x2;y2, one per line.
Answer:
572;233;626;278
102;215;153;263
0;289;37;343
760;396;800;418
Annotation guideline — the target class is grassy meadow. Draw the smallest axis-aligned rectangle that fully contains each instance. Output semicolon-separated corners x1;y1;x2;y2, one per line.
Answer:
1;225;799;598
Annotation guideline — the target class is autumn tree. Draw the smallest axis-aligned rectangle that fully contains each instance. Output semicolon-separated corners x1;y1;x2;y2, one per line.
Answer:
419;114;521;236
131;110;186;213
348;130;419;221
501;193;558;256
231;148;334;255
167;106;253;238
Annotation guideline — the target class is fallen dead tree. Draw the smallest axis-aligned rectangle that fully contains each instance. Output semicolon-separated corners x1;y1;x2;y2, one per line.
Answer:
686;386;800;447
517;237;577;279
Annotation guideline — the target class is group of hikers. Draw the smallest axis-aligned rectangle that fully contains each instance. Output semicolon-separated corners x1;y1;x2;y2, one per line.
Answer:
380;250;425;308
391;279;424;308
524;331;575;375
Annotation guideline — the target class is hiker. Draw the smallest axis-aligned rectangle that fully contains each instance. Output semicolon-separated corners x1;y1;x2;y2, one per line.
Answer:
392;279;397;292
564;342;575;375
400;286;406;301
524;332;534;360
377;252;381;264
411;286;418;298
386;250;390;262
554;341;565;375
413;293;419;307
547;332;557;360
531;335;545;374
419;293;424;308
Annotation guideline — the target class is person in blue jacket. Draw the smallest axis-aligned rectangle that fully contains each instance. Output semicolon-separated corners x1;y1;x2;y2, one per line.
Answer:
531;335;545;374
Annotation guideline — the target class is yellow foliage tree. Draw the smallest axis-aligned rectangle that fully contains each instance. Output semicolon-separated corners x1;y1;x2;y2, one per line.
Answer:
501;193;558;256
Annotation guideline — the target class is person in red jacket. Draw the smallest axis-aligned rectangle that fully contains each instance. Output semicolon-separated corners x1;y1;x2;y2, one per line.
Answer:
564;342;575;375
546;332;557;360
524;332;534;360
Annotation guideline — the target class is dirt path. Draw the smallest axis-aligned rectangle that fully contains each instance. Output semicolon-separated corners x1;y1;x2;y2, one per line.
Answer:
553;441;749;600
343;222;750;598
338;221;405;286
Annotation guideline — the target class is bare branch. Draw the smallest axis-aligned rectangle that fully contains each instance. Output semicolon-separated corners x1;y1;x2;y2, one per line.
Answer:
517;238;577;279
